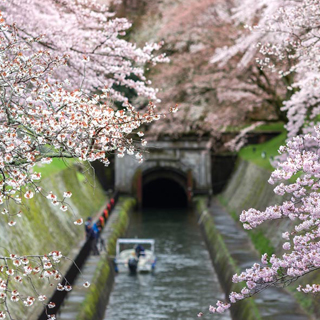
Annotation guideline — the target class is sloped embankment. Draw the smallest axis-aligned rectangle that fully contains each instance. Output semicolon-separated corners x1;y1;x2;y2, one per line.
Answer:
195;197;309;320
220;159;320;319
2;165;106;319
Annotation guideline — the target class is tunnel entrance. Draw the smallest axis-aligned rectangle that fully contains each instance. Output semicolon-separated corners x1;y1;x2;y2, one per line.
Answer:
142;178;188;208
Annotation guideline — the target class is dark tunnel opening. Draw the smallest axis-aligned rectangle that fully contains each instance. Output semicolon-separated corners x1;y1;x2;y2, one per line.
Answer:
142;178;188;208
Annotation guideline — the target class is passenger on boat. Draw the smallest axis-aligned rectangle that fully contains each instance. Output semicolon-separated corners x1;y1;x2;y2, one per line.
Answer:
135;244;145;258
128;252;138;272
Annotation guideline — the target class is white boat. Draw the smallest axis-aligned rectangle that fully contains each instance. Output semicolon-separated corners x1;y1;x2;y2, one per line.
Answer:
114;239;156;273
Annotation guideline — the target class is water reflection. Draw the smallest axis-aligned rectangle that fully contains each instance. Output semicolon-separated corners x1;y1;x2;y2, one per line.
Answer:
104;209;231;320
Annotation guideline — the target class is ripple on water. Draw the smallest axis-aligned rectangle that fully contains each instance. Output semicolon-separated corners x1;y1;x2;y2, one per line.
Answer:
104;209;231;320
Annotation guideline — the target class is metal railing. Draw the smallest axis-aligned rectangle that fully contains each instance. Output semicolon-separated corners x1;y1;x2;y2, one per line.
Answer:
38;191;119;320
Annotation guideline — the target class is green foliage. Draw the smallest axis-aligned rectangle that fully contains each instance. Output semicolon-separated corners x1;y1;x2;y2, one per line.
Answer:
224;122;285;133
253;122;286;132
76;171;86;182
249;230;274;257
239;132;287;171
34;158;76;178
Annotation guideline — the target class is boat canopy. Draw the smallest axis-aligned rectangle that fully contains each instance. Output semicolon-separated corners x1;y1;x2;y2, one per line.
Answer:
116;239;155;256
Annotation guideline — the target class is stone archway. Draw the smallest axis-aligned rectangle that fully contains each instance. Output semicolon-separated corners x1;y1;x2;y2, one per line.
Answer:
115;139;211;203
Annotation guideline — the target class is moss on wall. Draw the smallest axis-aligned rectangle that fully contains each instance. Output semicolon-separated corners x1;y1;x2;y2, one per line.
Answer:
76;257;113;320
1;165;107;319
76;197;136;320
195;197;262;320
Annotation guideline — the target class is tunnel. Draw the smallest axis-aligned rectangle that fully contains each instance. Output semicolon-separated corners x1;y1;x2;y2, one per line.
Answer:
141;168;188;208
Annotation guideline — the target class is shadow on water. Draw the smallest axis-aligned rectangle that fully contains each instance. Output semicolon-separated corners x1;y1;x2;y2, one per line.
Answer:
104;208;231;320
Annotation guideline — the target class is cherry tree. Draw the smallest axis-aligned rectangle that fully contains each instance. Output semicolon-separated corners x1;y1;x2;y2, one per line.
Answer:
210;0;292;125
0;18;163;223
1;0;169;103
212;0;320;138
0;11;172;319
131;0;288;142
204;126;320;316
201;0;320;316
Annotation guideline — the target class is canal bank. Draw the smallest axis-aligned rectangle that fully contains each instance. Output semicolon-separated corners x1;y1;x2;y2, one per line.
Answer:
2;165;107;320
220;158;320;318
57;197;135;320
63;193;308;320
195;196;310;320
55;160;312;320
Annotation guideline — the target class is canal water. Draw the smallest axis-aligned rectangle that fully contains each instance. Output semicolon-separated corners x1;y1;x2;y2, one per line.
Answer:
104;208;231;320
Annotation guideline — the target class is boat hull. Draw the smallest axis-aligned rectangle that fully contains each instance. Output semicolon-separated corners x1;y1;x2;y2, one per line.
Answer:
115;249;156;273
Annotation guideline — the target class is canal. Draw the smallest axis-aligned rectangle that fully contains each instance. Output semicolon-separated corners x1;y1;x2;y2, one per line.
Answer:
103;208;231;320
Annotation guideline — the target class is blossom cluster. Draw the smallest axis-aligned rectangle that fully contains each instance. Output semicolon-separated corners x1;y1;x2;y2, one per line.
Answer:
251;0;320;138
0;251;88;319
0;16;168;224
212;0;320;140
2;0;169;102
209;125;320;313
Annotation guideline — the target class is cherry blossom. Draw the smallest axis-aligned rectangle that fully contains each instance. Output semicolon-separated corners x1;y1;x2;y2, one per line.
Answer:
2;0;169;103
212;0;320;138
0;13;168;222
210;125;320;313
0;251;85;319
206;4;320;311
0;10;171;319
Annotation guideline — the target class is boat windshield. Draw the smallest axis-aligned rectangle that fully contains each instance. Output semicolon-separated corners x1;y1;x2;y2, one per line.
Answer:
116;239;155;257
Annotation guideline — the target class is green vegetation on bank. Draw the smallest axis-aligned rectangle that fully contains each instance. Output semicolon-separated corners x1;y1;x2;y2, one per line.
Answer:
239;132;287;171
225;122;285;133
253;122;286;132
248;229;274;257
195;197;262;320
34;158;76;178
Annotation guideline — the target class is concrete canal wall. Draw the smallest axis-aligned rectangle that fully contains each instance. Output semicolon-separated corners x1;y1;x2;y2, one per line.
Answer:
195;198;261;320
221;159;288;251
195;197;309;320
2;165;107;320
217;159;319;319
58;197;136;320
